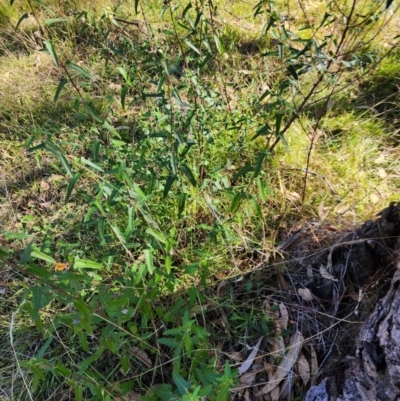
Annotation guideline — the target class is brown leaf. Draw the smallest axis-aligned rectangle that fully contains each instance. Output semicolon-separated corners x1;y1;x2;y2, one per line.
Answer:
240;371;257;385
279;303;289;330
309;344;318;381
298;288;313;302
40;180;50;191
239;337;263;376
131;346;152;368
261;332;304;395
297;352;310;385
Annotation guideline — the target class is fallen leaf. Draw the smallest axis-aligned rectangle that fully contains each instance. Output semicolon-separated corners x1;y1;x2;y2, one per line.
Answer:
224;351;243;362
40;180;50;191
243;389;252;401
240;371;257;385
261;332;304;395
309;344;318;381
54;262;69;272
217;280;227;297
131;346;152;368
370;193;380;204
298;288;313;302
296;352;310;385
319;265;338;282
239;337;263;376
378;168;387;178
279;303;289;330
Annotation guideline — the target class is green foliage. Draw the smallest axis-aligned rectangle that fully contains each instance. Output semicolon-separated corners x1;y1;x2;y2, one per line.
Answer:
1;0;399;399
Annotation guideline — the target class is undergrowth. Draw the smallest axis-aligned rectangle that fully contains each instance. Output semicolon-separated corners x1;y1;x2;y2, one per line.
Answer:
0;0;399;400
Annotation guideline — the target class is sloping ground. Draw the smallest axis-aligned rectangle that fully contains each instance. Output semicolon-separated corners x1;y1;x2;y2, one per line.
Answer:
223;201;400;400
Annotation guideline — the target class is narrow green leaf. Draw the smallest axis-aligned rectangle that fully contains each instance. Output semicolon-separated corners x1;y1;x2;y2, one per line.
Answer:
143;249;154;275
84;103;103;123
177;193;187;217
66;172;81;201
44;18;67;25
111;224;126;245
287;65;299;80
54;77;68;102
184;39;201;55
15;13;29;31
163;175;176;198
253;151;268;178
134;0;139;14
0;246;9;261
182;2;192;18
74;297;91;315
231;192;244;213
252;123;270;140
173;371;190;396
121;86;128;109
43;40;59;67
54;364;71;377
251;198;263;221
275;113;283;136
31;286;43;321
19;242;33;264
66;62;93;79
74;259;103;269
25;263;52;279
146;227;167;244
179;164;197;187
157;337;177;347
80;157;104;172
214;34;223;54
31;250;56;264
233;163;253;180
257;177;270;203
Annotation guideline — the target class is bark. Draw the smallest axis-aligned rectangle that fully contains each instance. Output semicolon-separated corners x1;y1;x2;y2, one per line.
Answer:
298;202;400;401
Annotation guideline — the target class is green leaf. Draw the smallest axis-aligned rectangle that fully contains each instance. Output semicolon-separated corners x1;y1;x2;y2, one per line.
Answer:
184;39;201;55
251;198;263;221
43;40;59;68
143;249;154;275
44;18;67;25
231;192;244;213
80;157;104;172
31;249;56;264
66;172;81;201
253;151;268;178
146;227;167;244
177;193;187;217
66;62;93;79
180;164;197;187
0;246;9;261
233;163;253;180
84;103;103;123
5;232;31;240
164;175;177;198
74;297;91;315
25;263;52;279
252;123;271;140
54;364;71;377
31;286;43;321
173;371;190;396
19;242;33;264
111;224;126;245
54;77;68;102
256;177;270;203
15;13;29;31
157;337;177;347
74;259;103;270
214;34;223;54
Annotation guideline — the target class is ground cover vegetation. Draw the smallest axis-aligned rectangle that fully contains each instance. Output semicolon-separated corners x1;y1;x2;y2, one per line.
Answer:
0;0;399;399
